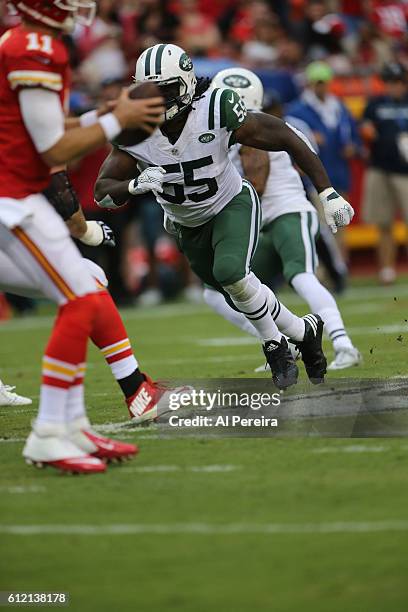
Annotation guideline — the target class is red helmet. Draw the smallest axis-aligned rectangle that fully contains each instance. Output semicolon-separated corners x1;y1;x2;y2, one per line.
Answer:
9;0;96;32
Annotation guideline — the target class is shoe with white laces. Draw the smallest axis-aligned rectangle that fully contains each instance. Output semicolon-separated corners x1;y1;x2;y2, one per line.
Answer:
127;375;193;425
328;347;362;371
23;422;106;474
0;380;32;406
68;416;138;461
254;342;300;373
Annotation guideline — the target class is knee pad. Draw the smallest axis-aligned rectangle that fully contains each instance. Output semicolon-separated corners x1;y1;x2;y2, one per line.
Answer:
223;272;261;301
213;254;245;287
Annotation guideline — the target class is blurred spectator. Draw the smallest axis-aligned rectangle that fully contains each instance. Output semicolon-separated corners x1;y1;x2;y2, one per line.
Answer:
134;0;180;52
353;21;394;71
177;0;221;56
370;0;408;40
241;12;284;66
295;0;346;58
75;0;127;89
287;61;360;197
361;62;408;285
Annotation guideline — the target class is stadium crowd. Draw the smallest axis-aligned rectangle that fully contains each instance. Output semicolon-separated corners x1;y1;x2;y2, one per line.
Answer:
0;0;407;312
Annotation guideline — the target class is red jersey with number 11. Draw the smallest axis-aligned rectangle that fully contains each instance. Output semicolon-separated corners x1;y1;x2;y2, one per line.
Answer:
0;24;70;198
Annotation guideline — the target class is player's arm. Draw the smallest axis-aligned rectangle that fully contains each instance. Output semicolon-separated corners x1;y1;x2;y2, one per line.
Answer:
44;170;115;246
94;147;165;209
64;102;116;130
19;88;164;167
236;112;330;191
239;146;269;196
236;112;354;233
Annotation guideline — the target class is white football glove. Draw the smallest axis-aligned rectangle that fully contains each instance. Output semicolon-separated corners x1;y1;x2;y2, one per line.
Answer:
128;166;166;196
319;188;354;234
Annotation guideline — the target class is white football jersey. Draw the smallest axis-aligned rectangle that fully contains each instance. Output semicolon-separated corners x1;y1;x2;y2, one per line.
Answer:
230;143;315;226
118;87;248;228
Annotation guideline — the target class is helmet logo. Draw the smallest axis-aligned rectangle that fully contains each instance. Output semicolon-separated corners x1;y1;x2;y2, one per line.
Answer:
223;75;251;88
199;133;215;143
179;53;193;72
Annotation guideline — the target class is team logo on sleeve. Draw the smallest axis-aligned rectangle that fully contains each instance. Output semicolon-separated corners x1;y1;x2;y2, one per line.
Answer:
179;53;193;72
199;133;215;143
222;74;251;88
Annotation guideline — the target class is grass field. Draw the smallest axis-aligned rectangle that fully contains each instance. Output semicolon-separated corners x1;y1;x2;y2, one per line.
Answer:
1;278;408;611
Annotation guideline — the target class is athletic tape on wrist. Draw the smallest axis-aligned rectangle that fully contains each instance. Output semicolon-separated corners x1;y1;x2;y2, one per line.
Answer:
99;113;122;141
79;109;98;128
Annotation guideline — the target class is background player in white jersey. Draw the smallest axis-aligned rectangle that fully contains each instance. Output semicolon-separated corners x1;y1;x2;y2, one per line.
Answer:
95;44;355;390
204;68;361;371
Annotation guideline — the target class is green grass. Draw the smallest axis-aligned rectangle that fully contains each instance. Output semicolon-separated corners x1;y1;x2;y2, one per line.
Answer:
1;278;408;611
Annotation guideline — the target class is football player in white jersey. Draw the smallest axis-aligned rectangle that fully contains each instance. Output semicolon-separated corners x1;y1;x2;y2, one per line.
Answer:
95;44;355;389
204;68;361;371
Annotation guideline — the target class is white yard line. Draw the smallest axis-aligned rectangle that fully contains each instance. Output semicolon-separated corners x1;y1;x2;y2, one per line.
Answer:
120;464;240;474
0;485;46;494
1;520;408;536
198;323;408;347
0;438;25;443
312;445;388;454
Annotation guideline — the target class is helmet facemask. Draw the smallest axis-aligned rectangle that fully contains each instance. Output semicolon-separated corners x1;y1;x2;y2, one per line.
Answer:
156;77;194;122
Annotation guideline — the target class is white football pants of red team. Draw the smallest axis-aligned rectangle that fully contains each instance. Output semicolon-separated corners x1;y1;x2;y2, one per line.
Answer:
0;194;100;304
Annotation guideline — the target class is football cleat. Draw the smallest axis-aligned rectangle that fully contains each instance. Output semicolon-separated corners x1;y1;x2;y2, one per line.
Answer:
328;347;362;371
127;375;193;425
262;337;299;390
23;422;106;474
255;342;300;373
68;417;138;461
0;380;32;406
294;314;327;384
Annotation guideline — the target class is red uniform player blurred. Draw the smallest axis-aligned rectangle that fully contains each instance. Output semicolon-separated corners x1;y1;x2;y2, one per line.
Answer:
0;0;168;474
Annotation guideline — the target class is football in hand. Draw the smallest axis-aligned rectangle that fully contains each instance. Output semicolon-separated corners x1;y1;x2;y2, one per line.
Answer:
115;81;161;147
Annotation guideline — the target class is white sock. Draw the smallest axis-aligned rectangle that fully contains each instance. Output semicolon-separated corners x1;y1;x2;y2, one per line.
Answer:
203;287;260;338
36;386;68;426
66;384;86;422
223;273;281;342
263;285;305;341
291;273;353;351
100;339;138;380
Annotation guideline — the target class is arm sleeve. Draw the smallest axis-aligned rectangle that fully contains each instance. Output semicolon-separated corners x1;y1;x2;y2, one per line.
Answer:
19;88;64;153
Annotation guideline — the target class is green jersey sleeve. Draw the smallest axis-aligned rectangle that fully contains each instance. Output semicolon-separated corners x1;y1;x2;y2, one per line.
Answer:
219;88;247;131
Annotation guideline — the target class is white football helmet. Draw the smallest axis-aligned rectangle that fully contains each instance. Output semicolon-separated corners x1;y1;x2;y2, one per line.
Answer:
212;67;264;111
135;44;197;121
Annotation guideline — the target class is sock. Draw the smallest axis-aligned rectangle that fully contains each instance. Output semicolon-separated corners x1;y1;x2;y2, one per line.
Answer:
291;273;353;351
223;273;281;342
37;295;97;426
91;290;143;398
262;285;305;341
66;364;87;423
203;287;260;338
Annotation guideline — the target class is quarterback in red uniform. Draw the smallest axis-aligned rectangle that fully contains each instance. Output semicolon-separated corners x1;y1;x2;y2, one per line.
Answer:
0;0;168;474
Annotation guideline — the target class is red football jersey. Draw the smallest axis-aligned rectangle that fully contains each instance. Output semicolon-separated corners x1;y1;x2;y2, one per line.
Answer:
0;24;70;199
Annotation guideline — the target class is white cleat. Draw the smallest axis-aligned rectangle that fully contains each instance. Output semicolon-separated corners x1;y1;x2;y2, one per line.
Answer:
0;380;32;406
328;347;362;371
23;422;106;474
